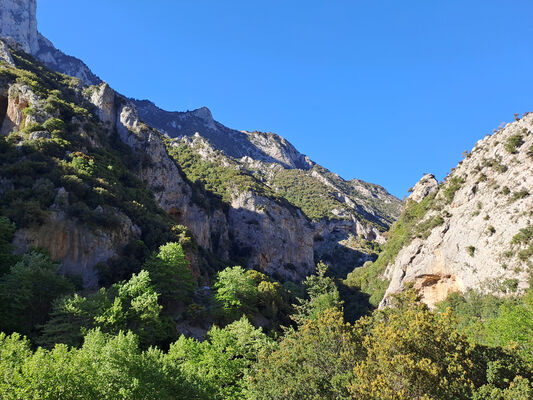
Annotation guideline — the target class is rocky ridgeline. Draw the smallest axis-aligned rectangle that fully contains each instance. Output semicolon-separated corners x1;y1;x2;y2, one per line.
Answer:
0;0;402;284
381;117;533;307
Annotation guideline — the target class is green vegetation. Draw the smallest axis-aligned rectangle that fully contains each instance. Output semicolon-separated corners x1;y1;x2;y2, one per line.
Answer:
504;133;524;154
437;288;533;363
527;144;533;159
271;168;350;221
215;266;260;318
509;225;533;262
510;189;530;202
0;248;532;399
0;250;74;341
143;242;195;306
167;142;279;206
39;270;172;349
213;266;295;329
345;194;443;306
443;176;464;204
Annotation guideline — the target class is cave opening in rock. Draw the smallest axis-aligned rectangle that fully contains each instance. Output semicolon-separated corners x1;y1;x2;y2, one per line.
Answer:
0;95;8;133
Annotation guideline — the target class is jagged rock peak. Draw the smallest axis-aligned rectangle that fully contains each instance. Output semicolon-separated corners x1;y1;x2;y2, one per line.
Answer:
408;173;439;203
0;39;15;66
191;106;213;121
0;0;39;54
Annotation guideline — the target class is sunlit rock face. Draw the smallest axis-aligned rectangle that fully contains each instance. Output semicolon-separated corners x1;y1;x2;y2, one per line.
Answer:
381;115;533;308
0;0;39;54
0;0;100;85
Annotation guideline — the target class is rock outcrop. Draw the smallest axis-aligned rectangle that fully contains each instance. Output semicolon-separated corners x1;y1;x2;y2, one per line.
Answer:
0;0;39;54
0;0;100;85
0;40;15;66
381;116;533;308
408;174;439;203
13;210;140;287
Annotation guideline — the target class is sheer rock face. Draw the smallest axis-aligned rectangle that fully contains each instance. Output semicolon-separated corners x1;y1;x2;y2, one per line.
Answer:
0;0;100;85
381;116;533;308
0;40;15;66
13;210;140;288
111;93;314;279
0;0;39;54
228;191;314;280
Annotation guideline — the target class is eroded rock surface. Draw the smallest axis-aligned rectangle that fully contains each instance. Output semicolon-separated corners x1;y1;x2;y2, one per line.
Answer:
382;115;533;308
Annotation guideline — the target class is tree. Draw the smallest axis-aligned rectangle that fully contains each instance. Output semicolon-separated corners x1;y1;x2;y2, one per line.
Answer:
0;330;200;400
248;308;361;400
0;250;73;339
39;270;169;348
292;262;342;324
167;316;272;400
142;242;195;306
347;291;533;400
214;266;258;319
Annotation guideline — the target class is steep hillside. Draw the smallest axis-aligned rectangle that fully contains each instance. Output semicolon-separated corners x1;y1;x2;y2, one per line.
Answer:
0;0;402;281
347;114;533;307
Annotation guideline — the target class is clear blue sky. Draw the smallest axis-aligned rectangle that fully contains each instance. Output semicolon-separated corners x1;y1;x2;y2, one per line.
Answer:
38;1;533;198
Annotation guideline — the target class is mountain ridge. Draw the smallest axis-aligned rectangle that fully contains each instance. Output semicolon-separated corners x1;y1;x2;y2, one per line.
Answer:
0;0;401;284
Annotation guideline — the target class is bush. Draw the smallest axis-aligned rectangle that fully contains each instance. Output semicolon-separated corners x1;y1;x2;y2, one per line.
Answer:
443;176;464;204
504;134;524;154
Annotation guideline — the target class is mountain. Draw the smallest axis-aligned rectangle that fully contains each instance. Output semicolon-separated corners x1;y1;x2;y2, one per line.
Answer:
0;0;401;286
347;115;533;307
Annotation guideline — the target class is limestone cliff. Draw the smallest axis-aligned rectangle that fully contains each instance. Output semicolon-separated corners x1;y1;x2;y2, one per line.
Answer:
380;116;533;307
0;0;100;85
0;1;402;284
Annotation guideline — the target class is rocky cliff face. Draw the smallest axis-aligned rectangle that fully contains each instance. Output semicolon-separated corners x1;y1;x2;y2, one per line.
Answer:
381;116;533;307
96;89;315;279
0;0;100;85
133;100;314;170
0;1;402;284
0;0;39;54
13;209;140;287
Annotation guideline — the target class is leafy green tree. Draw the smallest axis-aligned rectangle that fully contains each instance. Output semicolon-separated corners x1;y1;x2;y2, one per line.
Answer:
214;266;259;319
248;308;361;400
0;250;73;338
0;330;201;400
39;270;169;348
484;291;533;362
143;242;195;306
292;262;342;324
167;316;272;400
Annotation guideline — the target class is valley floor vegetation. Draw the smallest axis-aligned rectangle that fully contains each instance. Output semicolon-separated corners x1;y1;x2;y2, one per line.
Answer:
0;213;532;400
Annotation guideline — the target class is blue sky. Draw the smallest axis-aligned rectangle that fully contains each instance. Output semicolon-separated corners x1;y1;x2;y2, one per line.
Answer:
38;1;533;198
